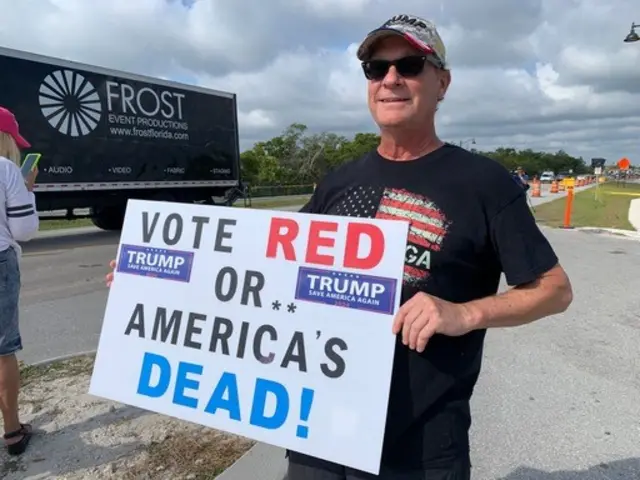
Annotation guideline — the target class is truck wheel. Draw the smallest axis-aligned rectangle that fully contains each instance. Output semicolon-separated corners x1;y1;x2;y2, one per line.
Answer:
91;207;125;231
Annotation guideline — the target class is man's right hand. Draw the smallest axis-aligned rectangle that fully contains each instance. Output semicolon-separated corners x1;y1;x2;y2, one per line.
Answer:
106;259;116;287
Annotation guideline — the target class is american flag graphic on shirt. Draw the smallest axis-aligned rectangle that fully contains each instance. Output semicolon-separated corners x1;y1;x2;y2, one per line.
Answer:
328;186;452;285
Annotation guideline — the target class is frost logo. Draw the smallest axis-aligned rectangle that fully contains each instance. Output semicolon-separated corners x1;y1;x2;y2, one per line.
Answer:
39;70;102;137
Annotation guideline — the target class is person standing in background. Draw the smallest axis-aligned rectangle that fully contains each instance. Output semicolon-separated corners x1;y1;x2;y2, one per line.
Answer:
512;167;530;191
0;106;39;455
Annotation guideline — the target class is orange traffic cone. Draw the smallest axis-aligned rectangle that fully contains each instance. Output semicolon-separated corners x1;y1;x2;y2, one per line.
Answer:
550;180;559;193
531;179;541;197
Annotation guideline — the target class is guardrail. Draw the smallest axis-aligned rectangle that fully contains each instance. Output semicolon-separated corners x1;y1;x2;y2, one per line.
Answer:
248;184;315;198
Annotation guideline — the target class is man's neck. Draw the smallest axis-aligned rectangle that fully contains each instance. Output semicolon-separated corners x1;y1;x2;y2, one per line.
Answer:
377;126;443;161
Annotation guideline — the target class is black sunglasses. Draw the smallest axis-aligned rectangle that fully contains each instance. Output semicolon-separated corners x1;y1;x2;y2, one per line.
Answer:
361;55;440;81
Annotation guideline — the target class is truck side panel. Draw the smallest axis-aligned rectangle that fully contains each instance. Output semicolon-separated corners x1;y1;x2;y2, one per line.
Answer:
0;52;240;186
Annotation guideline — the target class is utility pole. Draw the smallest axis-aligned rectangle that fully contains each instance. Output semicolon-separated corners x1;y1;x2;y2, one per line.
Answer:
624;23;639;43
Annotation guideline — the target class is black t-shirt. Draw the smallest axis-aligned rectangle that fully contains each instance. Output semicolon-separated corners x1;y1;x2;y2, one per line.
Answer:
295;144;559;468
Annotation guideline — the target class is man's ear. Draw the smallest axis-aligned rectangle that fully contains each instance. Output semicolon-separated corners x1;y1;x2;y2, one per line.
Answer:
438;69;451;100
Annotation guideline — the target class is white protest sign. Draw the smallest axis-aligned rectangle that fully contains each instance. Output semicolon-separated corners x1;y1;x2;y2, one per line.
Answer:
89;199;409;474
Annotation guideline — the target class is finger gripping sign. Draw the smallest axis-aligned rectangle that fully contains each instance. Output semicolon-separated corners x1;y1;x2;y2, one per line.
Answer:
89;199;409;475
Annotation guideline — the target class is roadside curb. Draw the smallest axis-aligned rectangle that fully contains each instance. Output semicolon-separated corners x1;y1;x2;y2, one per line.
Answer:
216;443;287;480
35;226;102;239
574;227;640;241
27;349;97;368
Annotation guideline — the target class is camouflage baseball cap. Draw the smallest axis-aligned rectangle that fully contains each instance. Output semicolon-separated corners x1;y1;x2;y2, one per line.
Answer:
356;14;448;69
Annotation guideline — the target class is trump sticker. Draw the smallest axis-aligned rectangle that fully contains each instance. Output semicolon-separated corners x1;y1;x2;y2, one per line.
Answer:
117;244;194;283
294;267;397;315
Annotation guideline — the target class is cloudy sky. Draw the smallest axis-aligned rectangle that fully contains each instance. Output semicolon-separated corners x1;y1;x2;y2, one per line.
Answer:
1;0;639;165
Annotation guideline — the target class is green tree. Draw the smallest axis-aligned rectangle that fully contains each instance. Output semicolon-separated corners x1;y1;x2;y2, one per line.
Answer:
240;125;589;185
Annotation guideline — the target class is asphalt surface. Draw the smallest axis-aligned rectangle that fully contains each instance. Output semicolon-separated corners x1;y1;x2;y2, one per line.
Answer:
529;182;591;207
17;186;640;479
19;230;118;364
18;202;305;365
18;185;566;365
470;226;640;479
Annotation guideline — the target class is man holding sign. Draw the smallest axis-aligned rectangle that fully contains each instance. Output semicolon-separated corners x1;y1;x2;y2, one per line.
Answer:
283;14;573;480
103;14;572;480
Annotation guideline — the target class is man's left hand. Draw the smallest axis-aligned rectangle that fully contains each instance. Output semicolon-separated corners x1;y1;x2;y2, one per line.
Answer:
392;292;475;352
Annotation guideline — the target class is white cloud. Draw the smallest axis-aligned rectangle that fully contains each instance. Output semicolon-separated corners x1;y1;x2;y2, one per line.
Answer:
0;0;639;164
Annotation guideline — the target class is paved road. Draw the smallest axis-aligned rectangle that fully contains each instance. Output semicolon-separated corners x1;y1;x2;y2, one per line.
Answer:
224;220;640;480
19;230;118;364
530;182;593;207
18;203;305;365
23;185;566;365
18;188;640;479
470;226;640;479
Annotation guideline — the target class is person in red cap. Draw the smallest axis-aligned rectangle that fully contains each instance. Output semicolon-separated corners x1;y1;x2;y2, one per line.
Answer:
0;105;39;456
0;107;31;150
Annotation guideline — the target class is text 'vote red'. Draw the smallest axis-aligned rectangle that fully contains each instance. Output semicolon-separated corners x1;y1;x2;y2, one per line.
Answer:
265;217;385;270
